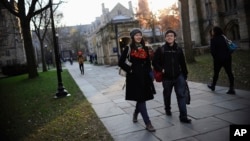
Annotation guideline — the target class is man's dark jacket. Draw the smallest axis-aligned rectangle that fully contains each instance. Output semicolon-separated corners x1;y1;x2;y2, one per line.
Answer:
152;43;188;80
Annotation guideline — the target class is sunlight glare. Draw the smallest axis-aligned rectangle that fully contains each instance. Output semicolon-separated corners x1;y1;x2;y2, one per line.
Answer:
149;0;178;14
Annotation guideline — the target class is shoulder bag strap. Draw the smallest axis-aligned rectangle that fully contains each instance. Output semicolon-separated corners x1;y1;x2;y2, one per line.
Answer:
127;45;131;60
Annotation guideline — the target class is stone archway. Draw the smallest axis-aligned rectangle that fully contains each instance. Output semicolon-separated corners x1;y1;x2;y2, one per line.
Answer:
224;19;240;41
118;37;130;54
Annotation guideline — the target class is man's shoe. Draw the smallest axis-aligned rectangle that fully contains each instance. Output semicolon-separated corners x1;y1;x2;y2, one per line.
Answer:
227;89;236;95
180;118;192;123
146;123;156;132
166;110;172;116
133;112;138;123
207;84;215;91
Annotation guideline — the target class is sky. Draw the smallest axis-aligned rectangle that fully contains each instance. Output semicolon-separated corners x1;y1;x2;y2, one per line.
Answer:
59;0;177;26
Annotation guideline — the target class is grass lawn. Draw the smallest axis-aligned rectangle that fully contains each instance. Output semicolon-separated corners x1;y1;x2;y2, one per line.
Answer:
0;70;113;141
188;50;250;91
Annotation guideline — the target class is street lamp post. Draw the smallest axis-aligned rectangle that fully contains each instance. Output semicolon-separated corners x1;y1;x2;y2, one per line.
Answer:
50;0;70;98
44;44;49;70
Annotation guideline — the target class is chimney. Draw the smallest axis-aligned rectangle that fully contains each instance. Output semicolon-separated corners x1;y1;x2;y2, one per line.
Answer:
128;1;134;16
102;3;105;14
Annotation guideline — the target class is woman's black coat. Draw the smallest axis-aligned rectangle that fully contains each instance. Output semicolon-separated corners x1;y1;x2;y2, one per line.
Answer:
118;46;155;102
210;35;231;62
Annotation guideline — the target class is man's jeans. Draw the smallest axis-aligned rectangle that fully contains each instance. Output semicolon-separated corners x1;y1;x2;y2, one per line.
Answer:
162;74;188;118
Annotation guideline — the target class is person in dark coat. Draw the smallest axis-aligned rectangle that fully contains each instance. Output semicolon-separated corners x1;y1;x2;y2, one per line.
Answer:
207;26;235;94
118;28;156;132
152;29;191;123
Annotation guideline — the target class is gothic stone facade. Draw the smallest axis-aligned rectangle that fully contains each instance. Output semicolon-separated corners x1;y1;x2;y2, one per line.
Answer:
189;0;250;49
96;20;139;65
87;2;138;65
0;4;26;69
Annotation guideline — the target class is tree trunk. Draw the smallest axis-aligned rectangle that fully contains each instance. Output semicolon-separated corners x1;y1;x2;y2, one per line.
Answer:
180;0;196;63
21;19;39;78
39;39;48;72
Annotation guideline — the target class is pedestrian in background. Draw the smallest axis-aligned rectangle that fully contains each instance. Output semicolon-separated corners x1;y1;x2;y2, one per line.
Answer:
77;53;84;74
152;30;191;123
118;28;156;132
207;26;235;94
69;57;73;65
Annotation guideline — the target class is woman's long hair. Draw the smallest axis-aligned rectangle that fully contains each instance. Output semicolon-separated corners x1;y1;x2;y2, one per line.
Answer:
129;36;146;50
212;26;224;37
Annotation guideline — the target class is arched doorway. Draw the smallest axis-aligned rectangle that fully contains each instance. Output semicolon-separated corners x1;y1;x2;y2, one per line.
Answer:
224;19;240;41
119;37;130;54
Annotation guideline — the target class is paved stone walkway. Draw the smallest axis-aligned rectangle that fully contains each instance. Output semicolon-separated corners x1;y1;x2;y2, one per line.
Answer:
65;62;250;141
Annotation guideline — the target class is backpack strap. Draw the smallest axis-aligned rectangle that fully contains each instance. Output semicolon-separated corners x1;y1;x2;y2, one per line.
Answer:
161;46;164;54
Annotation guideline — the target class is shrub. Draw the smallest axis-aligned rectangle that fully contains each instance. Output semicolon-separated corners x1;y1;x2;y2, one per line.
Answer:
2;64;28;76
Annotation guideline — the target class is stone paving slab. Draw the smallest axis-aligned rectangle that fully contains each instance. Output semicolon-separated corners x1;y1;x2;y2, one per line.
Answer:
92;102;125;118
194;127;229;141
215;110;250;124
100;114;144;136
154;124;198;140
65;63;250;141
188;105;230;119
184;117;230;133
113;130;159;141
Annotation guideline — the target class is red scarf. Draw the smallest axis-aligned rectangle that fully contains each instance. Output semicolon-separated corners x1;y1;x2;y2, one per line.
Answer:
131;48;148;59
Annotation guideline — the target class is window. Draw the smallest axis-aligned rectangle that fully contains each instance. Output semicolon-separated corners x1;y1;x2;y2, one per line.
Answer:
117;10;122;15
5;50;10;56
231;25;240;40
224;0;237;12
205;0;212;21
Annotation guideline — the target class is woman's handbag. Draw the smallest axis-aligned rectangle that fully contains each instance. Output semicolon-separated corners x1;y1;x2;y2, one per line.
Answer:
119;68;127;77
119;46;131;77
153;69;163;82
222;35;237;53
185;82;191;105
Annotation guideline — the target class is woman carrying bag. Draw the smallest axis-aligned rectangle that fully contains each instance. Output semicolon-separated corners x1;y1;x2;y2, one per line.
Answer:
118;28;156;132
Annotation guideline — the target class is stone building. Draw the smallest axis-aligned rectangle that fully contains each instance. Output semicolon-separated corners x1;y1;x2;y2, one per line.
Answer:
188;0;250;49
0;3;26;69
87;2;139;65
88;0;249;66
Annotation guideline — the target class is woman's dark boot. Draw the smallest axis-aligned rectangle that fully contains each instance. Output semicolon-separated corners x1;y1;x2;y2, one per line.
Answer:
207;84;215;91
146;122;156;132
133;112;138;123
227;87;236;95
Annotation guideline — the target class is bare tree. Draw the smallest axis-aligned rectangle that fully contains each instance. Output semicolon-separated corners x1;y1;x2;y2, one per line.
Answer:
32;2;51;72
31;0;63;72
0;0;51;78
179;0;195;63
69;27;88;56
